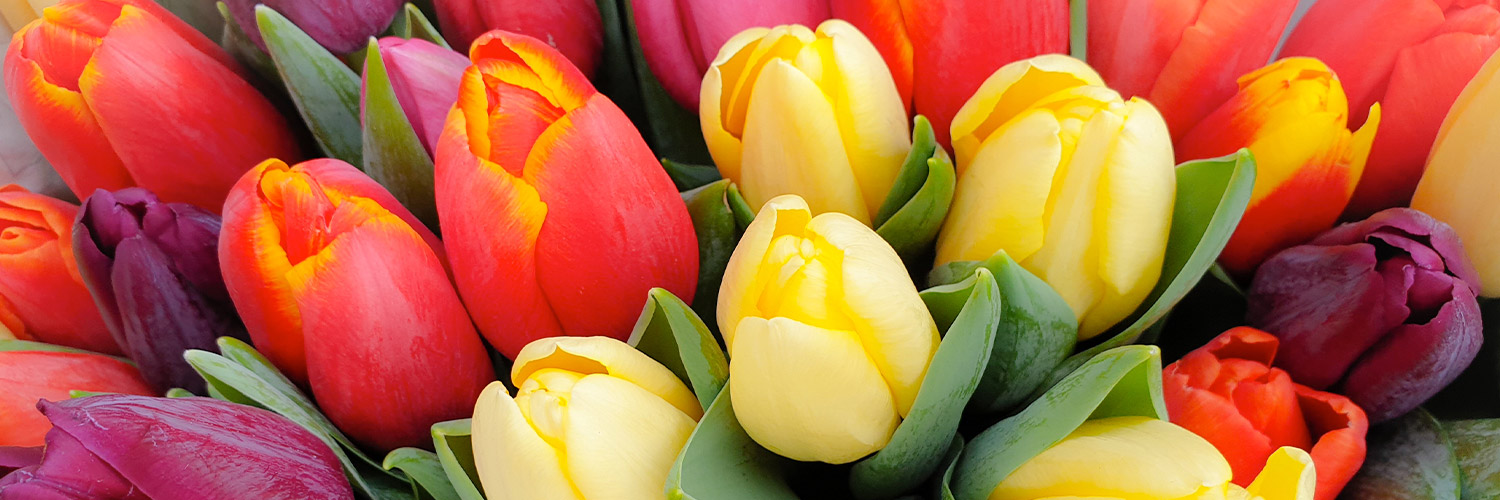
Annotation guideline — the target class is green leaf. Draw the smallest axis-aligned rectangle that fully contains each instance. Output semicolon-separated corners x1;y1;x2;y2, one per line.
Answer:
401;3;448;48
681;179;744;322
664;159;724;192
874;116;956;263
360;38;439;232
432;419;486;500
933;437;963;500
257;5;364;165
627;288;730;410
1070;0;1087;61
216;2;278;84
0;339;114;357
961;252;1078;416
617;0;712;163
850;268;1001;500
385;448;460;500
593;0;646;128
1445;419;1500;499
949;345;1166;500
1341;409;1460;500
727;185;756;229
165;388;195;398
666;390;800;500
69;390;111;399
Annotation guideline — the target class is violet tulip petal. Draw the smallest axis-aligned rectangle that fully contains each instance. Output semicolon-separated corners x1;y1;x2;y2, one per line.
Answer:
0;447;40;471
1313;207;1481;293
377;37;468;154
226;0;402;54
139;202;230;304
1343;275;1483;421
0;428;146;500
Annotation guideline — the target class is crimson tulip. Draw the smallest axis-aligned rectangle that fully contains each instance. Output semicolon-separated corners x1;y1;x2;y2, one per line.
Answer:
435;0;604;77
224;0;401;55
363;37;468;156
0;185;115;354
0;349;152;448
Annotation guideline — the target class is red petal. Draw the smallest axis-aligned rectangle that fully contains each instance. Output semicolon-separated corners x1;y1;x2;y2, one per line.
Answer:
0;350;153;447
1296;386;1370;500
1088;0;1202;100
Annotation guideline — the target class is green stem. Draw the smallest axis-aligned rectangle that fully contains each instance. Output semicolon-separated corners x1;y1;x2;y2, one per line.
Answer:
1071;0;1087;61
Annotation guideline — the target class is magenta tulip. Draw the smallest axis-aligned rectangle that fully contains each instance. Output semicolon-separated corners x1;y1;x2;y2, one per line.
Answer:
362;37;468;155
224;0;402;54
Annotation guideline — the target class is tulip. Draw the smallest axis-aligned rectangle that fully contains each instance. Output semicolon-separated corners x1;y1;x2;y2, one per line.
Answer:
472;336;702;500
436;31;698;358
0;350;152;447
223;0;401;55
221;158;492;452
1247;208;1483;422
1412;48;1500;298
934;55;1176;341
0;185;114;354
5;0;300;211
633;0;829;110
435;0;603;78
718;195;939;464
700;20;910;225
1164;327;1368;500
363;37;468;157
1177;58;1381;276
988;416;1316;499
1282;0;1500;219
0;395;354;499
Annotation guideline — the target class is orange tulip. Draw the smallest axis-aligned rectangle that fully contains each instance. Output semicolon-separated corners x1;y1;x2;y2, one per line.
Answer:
0;185;114;354
0;349;153;447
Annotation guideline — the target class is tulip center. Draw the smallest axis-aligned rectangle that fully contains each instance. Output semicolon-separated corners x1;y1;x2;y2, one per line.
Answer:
515;368;584;451
257;167;346;266
22;1;123;92
754;233;853;331
0;205;51;255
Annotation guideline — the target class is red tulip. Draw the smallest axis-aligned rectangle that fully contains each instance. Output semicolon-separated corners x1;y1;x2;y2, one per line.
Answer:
0;185;114;354
436;31;698;358
0;350;152;447
435;0;604;77
1282;0;1500;219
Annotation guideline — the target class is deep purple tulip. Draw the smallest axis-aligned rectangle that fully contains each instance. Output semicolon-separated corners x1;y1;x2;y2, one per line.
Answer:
73;188;247;393
363;37;469;155
225;0;402;55
0;395;353;500
1247;207;1483;422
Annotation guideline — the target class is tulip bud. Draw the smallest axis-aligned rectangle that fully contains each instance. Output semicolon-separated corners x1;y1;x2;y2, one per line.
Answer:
434;0;604;77
0;395;354;499
472;336;702;500
718;195;939;464
223;0;400;55
701;21;910;225
935;55;1176;341
362;37;468;156
1247;208;1483;422
5;0;300;211
0;185;115;354
0;349;153;447
1178;57;1381;276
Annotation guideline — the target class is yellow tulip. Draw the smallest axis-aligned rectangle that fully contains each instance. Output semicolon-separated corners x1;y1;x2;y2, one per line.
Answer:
718;194;939;464
990;416;1316;500
1412;49;1500;298
935;55;1176;340
0;0;53;35
471;336;703;500
701;20;911;225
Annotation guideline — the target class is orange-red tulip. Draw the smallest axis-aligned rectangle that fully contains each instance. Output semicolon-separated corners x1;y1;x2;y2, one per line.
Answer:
4;0;299;211
0;185;114;354
435;31;698;358
0;349;152;447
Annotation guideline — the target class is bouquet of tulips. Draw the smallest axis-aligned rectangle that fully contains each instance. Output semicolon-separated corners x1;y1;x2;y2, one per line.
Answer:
5;0;1500;499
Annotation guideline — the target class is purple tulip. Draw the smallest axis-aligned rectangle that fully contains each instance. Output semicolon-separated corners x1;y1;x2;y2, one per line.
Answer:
1247;207;1484;422
0;395;353;499
73;188;247;393
225;0;403;55
363;37;469;155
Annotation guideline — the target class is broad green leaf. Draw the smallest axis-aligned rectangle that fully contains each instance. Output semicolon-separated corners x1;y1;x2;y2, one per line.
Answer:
664;159;724;191
165;388;195;398
594;0;646;128
216;2;278;83
682;180;744;323
1446;419;1500;499
360;38;439;232
874;116;956;262
401;3;448;48
385;448;460;500
666;390;800;500
1341;409;1460;500
850;269;1000;499
257;5;363;165
933;437;963;500
432;419;486;500
965;252;1077;416
617;0;711;163
627;288;730;410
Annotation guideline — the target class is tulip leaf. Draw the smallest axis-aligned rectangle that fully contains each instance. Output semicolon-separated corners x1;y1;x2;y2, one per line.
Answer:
850;268;1000;500
0;339;114;357
948;345;1166;500
728;185;756;228
682;179;749;323
69;390;111;399
594;0;647;127
360;38;440;232
666;389;800;500
1446;419;1500;499
216;2;279;82
257;5;364;165
664;159;724;192
934;437;963;500
617;0;712;163
165;388;195;398
874;116;956;263
385;448;460;500
394;3;448;48
431;419;486;500
628;288;729;411
1341;409;1461;500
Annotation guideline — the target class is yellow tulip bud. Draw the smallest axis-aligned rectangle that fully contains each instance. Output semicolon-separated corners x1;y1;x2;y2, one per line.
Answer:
701;20;911;225
936;55;1176;340
717;194;939;464
471;336;703;500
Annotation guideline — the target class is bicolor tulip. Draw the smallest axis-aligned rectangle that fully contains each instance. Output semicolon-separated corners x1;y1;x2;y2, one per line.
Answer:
1087;0;1300;139
434;0;603;78
224;0;401;55
632;0;829;110
221;158;492;452
472;336;702;500
1164;327;1368;500
0;349;152;447
5;0;300;211
988;416;1316;500
1412;48;1500;298
0;395;354;499
1247;208;1483;422
362;37;468;156
1177;58;1380;276
1282;0;1500;218
436;31;698;358
934;55;1176;340
701;20;910;225
718;195;939;464
74;188;245;393
0;185;114;354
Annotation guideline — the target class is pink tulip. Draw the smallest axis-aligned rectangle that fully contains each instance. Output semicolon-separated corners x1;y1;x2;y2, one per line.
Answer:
434;0;604;77
363;37;469;155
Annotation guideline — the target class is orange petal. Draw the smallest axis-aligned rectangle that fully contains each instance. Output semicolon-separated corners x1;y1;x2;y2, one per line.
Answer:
0;350;153;447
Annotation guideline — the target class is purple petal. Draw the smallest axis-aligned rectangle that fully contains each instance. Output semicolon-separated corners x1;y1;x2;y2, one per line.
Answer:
0;428;145;500
1313;208;1481;295
228;0;403;54
377;37;468;155
0;447;41;471
1342;275;1483;422
140;202;230;304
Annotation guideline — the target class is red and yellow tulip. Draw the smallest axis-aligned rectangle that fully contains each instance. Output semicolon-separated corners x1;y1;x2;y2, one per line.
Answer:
0;185;114;354
0;349;152;447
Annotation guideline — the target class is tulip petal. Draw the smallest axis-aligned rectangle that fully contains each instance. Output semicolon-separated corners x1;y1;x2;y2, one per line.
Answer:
472;382;581;500
110;235;236;392
716;195;809;347
811;20;911;219
1245;446;1317;500
5;38;131;201
1092;99;1174;338
630;0;705;109
0;427;146;500
830;0;913;108
988;417;1233;499
1295;386;1369;500
1088;0;1202;99
0;188;113;354
564;374;698;500
1280;0;1446;124
512;336;702;420
948;55;1102;171
934;108;1061;266
0;350;152;447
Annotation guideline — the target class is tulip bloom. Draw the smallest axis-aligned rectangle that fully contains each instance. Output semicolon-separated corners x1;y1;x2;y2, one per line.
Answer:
718;195;939;464
5;0;300;210
221;158;492;452
0;185;114;354
1165;327;1368;500
1247;208;1483;422
0;395;354;499
435;0;603;77
0;350;152;447
436;31;698;358
472;336;702;500
988;416;1316;499
701;21;910;225
224;0;401;55
363;37;468;156
1282;0;1500;218
1178;58;1381;276
935;55;1176;340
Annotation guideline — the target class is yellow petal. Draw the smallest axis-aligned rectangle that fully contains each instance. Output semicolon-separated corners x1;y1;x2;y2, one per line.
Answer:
935;108;1064;265
1089;98;1175;339
1244;447;1317;500
717;195;812;348
472;382;582;500
989;417;1233;500
512;336;702;420
729;316;898;464
564;374;699;500
951;55;1104;172
701;66;743;184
